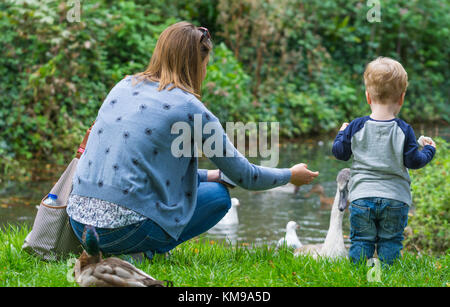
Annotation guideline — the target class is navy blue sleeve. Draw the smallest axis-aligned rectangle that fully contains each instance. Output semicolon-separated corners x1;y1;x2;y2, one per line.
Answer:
332;130;352;161
403;125;436;169
332;117;368;161
197;169;208;183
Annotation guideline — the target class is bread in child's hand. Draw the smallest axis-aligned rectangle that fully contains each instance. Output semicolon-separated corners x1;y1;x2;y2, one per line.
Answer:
417;135;433;147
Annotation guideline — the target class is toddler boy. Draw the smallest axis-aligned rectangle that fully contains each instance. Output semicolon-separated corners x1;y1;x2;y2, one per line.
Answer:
332;57;436;265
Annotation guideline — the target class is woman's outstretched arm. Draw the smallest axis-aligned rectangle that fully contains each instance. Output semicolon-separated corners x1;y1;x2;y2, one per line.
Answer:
188;98;318;190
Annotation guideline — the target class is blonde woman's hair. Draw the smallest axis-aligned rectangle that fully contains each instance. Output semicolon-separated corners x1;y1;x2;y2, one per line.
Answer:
134;21;212;98
364;57;409;104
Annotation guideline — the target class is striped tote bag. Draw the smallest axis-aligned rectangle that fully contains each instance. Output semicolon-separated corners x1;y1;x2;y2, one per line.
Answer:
22;124;93;260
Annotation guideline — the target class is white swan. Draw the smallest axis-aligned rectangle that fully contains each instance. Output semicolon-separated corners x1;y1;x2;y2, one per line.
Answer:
294;168;351;259
277;221;303;249
216;198;240;226
366;258;382;282
208;198;240;244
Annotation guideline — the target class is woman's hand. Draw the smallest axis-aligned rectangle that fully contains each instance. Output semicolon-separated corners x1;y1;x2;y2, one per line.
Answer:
207;169;221;182
290;163;319;186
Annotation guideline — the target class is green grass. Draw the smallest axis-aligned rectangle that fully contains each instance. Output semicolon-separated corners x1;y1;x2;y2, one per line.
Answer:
1;224;448;287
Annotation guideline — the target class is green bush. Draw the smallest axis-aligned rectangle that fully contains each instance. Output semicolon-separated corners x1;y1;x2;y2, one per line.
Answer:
0;0;179;161
217;0;450;130
202;43;254;123
406;138;449;255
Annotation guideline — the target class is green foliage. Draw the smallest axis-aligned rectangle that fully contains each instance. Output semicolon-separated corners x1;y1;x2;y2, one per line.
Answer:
217;0;450;131
1;225;448;286
406;138;449;255
0;0;168;164
202;43;254;122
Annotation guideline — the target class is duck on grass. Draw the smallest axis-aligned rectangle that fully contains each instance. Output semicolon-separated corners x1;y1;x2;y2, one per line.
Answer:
74;225;171;287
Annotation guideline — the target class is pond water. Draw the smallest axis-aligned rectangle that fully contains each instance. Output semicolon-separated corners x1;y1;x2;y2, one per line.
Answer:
1;123;448;247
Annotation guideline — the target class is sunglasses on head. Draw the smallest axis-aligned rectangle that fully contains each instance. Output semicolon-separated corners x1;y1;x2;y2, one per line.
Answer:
198;27;211;43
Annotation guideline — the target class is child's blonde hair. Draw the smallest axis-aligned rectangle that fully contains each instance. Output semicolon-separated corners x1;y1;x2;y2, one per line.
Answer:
364;57;408;104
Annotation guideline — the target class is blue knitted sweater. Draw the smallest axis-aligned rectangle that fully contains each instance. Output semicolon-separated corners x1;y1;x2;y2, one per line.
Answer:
70;77;291;239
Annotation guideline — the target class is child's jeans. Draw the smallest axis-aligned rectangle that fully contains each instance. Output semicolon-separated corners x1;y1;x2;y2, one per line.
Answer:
349;197;409;265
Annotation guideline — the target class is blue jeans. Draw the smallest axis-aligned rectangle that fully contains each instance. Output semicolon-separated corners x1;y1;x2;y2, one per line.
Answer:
70;182;231;258
349;197;409;265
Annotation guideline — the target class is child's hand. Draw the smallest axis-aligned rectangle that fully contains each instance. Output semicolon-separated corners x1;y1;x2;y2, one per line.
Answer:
339;123;349;131
418;136;436;148
423;138;436;148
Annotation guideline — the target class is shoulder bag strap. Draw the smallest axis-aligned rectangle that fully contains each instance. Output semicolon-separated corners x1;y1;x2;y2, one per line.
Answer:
76;121;95;159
